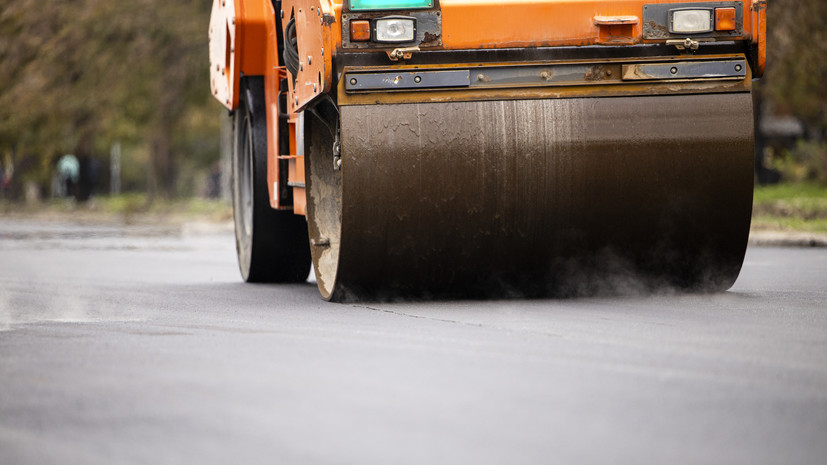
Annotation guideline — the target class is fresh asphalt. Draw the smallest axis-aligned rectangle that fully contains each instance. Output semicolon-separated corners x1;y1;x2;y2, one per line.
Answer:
1;218;825;464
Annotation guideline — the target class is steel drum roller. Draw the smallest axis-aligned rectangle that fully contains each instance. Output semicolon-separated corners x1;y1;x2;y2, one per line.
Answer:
306;92;754;301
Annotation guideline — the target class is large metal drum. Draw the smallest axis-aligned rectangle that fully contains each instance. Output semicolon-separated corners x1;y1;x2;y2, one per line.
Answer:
306;92;754;301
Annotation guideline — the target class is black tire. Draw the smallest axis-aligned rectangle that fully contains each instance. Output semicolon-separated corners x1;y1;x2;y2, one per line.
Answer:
232;77;311;283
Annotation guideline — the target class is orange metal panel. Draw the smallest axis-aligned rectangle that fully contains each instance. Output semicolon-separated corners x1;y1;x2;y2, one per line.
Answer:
282;0;340;112
208;0;271;110
276;0;338;215
236;0;270;76
441;0;642;49
295;152;306;184
208;0;295;209
293;188;307;216
264;2;282;209
286;114;307;215
594;15;639;45
750;0;766;77
208;0;237;109
438;0;750;49
288;158;298;185
287;155;307;185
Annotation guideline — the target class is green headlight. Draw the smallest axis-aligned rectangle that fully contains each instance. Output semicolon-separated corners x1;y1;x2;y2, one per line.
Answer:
349;0;433;11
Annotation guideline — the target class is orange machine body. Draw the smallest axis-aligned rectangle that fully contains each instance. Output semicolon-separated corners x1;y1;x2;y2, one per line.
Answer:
209;0;767;215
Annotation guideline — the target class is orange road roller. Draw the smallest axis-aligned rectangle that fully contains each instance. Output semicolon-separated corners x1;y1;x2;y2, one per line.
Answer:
209;0;767;301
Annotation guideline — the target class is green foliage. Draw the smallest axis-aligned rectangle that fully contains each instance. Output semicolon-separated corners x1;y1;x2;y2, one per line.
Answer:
751;215;827;234
754;182;827;203
764;0;827;133
771;141;827;184
92;193;230;219
1;192;232;226
0;0;219;198
753;183;827;233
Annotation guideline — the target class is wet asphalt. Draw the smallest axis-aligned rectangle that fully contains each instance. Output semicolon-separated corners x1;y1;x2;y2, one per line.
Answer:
0;218;825;465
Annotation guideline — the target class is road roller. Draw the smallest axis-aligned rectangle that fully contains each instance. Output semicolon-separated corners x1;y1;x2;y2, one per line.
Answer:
209;0;767;301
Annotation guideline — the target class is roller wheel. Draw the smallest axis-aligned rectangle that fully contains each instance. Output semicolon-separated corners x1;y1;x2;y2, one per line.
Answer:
232;77;311;283
306;94;753;301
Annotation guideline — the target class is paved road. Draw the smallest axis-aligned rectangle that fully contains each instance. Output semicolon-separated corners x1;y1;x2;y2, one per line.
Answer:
1;219;826;464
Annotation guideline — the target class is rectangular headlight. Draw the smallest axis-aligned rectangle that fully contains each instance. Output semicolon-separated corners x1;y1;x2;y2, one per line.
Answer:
350;0;432;11
374;17;416;43
670;9;713;34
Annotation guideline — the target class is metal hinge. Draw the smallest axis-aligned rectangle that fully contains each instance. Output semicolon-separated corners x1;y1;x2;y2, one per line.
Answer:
388;46;420;61
666;38;715;51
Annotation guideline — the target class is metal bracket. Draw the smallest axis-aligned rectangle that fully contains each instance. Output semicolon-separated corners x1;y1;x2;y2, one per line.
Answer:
665;38;713;51
333;137;341;170
388;46;420;61
345;70;470;91
667;38;700;51
621;59;747;81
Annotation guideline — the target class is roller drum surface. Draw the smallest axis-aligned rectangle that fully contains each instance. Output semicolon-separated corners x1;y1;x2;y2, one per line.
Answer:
307;93;754;301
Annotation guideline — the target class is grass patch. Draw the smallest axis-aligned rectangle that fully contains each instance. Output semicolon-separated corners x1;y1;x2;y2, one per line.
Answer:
1;193;232;224
92;194;233;222
753;183;827;233
6;184;827;234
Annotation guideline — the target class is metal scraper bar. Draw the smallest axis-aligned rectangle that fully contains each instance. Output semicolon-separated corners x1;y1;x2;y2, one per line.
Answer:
621;59;746;80
343;58;748;94
345;70;471;91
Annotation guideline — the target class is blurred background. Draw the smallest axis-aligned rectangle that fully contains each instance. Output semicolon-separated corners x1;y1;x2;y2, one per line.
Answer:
0;0;824;230
0;0;227;220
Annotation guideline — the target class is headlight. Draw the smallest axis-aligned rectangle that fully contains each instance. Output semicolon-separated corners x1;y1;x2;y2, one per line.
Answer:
670;9;713;34
349;0;432;11
374;17;416;43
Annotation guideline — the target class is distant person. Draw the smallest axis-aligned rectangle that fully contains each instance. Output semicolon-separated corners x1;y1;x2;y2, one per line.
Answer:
57;154;80;198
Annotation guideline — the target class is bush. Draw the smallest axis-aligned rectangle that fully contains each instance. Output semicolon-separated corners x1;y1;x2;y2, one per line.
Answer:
773;141;827;184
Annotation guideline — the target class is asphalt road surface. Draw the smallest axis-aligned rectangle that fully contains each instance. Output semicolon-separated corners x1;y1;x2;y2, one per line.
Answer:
1;219;826;464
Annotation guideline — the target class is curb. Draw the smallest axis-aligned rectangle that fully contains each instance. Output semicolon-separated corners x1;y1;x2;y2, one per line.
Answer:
181;223;827;248
181;221;234;236
749;230;827;248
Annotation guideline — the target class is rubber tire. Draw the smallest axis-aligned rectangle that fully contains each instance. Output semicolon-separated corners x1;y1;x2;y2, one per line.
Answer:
232;77;311;283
